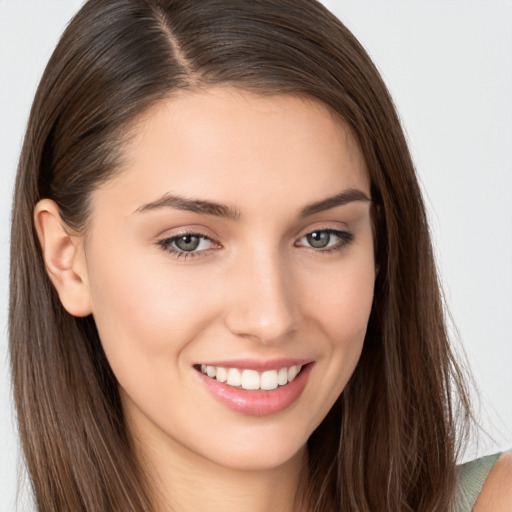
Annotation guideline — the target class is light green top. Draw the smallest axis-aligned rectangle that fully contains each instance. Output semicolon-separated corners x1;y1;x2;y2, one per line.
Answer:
456;452;501;511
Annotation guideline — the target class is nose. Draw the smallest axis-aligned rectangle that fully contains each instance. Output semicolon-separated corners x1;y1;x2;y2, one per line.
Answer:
223;247;299;344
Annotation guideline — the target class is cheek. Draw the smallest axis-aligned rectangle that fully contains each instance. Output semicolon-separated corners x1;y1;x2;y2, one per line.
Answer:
329;277;374;338
292;256;375;430
304;258;375;346
86;247;218;373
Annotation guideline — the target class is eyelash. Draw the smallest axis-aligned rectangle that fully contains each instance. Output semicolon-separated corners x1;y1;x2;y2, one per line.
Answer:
295;228;354;253
156;233;219;260
156;228;354;260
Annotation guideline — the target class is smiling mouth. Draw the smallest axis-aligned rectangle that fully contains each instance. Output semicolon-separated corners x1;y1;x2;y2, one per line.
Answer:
197;364;304;391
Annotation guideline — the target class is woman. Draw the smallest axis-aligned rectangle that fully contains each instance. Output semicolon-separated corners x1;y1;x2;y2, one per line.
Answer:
8;0;511;510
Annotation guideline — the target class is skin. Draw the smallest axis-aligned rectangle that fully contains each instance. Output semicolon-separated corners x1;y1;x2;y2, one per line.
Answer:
36;88;376;511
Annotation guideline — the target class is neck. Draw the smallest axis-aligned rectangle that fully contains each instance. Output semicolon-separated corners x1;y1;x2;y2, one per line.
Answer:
135;430;308;512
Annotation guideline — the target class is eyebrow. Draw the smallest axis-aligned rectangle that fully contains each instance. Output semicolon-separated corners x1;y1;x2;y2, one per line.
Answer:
135;194;241;220
135;188;370;220
298;188;370;218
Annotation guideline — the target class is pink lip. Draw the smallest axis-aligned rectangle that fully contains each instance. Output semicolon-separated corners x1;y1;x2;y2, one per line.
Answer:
195;362;313;416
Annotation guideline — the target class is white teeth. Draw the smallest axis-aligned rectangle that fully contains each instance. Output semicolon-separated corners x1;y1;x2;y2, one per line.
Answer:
241;370;260;390
261;370;278;390
216;367;228;383
277;367;288;386
287;365;300;381
200;364;304;390
226;368;242;387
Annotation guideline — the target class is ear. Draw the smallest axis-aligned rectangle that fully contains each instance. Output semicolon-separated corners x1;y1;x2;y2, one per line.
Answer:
34;199;92;317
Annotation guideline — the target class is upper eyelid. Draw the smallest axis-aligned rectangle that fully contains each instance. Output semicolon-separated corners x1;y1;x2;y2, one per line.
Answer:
295;228;352;245
156;228;219;244
158;225;346;238
294;217;349;234
298;228;347;236
296;225;350;240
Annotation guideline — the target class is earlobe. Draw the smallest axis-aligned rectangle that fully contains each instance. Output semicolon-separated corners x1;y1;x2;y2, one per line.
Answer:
34;199;92;317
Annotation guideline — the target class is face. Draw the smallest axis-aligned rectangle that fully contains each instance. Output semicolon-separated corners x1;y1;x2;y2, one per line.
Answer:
81;88;375;472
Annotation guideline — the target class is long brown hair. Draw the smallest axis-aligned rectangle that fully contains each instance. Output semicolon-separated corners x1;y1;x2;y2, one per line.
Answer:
10;0;472;510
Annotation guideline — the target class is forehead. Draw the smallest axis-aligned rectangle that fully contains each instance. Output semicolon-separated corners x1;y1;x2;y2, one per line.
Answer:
95;87;369;217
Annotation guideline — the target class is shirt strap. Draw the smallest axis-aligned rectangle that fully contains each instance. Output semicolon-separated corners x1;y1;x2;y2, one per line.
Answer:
457;452;502;511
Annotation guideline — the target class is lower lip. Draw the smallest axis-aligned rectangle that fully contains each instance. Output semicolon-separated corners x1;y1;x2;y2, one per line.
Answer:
196;364;313;416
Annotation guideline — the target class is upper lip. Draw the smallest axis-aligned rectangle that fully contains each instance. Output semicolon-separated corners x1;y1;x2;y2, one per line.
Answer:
195;358;313;372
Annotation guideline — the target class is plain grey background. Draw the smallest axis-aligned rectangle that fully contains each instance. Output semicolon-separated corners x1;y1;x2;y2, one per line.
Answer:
1;1;511;509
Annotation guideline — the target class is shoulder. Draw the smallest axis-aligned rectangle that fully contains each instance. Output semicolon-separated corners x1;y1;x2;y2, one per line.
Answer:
472;451;512;512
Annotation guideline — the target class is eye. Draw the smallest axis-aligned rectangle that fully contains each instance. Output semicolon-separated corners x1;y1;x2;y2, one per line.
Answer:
296;229;353;251
157;232;218;259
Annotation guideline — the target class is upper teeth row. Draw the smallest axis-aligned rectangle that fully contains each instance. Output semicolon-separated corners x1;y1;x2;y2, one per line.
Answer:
200;365;302;390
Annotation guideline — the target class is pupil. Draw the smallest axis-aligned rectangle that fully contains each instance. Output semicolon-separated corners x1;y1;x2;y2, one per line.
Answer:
307;231;330;248
176;235;200;251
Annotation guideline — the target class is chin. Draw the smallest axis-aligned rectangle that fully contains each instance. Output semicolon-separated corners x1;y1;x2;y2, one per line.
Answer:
194;423;310;472
213;444;306;472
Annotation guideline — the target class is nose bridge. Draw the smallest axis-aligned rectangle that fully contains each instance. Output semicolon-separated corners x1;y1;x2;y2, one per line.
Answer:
223;243;298;343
